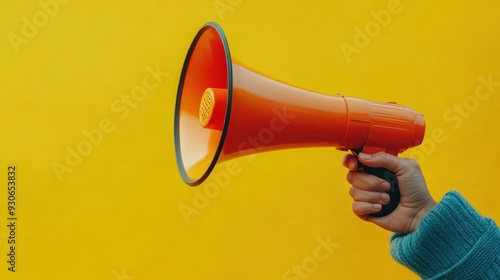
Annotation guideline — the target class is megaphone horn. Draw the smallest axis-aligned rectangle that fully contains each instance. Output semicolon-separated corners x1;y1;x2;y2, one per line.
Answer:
174;22;425;217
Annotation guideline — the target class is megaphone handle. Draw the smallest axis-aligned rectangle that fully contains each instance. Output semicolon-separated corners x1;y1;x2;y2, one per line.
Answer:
357;162;401;217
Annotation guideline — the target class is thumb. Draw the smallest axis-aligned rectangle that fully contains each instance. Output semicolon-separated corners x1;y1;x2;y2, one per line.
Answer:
358;152;402;173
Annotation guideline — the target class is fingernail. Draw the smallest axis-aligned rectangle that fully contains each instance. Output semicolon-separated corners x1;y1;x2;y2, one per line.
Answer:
380;182;391;191
359;153;372;161
373;204;382;210
380;193;390;204
348;161;355;170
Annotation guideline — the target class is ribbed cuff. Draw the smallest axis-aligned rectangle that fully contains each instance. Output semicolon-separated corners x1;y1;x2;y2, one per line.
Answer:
390;191;500;279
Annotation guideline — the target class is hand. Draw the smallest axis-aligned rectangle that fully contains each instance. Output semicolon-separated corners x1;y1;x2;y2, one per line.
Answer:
342;152;437;233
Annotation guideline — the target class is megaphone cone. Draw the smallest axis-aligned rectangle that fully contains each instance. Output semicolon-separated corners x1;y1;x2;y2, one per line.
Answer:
174;22;425;216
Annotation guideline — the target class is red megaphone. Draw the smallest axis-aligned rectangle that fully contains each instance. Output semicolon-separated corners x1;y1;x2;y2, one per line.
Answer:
174;22;425;217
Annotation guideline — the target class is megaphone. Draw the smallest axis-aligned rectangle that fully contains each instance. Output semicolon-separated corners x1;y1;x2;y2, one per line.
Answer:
174;22;425;217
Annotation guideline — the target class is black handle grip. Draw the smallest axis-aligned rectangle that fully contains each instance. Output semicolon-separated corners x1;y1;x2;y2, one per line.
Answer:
358;162;400;217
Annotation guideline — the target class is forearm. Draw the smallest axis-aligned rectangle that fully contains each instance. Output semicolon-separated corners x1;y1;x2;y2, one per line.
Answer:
390;191;500;279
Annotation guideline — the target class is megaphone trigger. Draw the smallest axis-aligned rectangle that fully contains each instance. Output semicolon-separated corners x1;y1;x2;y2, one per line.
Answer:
351;149;401;218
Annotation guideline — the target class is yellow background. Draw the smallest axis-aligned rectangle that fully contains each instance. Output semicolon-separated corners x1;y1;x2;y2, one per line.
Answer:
1;0;499;279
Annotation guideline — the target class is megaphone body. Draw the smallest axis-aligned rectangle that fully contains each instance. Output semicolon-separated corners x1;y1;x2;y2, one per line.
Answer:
175;22;425;217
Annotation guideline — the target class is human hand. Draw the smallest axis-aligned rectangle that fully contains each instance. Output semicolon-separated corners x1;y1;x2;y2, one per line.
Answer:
343;152;437;233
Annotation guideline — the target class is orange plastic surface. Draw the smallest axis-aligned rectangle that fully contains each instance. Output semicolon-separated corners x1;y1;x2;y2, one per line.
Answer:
175;23;425;185
175;23;230;185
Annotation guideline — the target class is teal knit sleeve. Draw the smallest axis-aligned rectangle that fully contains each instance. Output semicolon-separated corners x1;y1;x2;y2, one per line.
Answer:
390;191;500;279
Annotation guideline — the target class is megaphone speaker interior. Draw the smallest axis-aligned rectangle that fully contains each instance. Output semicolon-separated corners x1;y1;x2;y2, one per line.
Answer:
174;22;425;217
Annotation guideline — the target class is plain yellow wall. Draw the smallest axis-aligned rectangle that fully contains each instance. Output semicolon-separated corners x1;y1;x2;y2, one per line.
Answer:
1;1;499;279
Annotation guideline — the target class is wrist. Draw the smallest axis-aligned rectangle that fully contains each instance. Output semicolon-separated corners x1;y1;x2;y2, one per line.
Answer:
410;198;437;232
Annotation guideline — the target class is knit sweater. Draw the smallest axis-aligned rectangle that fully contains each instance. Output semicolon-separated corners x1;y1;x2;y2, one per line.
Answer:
390;191;500;279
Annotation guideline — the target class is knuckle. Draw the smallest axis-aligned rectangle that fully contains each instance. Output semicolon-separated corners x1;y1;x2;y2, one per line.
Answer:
352;202;360;214
404;158;421;172
407;158;419;168
349;186;357;198
346;171;354;183
375;151;387;162
351;204;357;214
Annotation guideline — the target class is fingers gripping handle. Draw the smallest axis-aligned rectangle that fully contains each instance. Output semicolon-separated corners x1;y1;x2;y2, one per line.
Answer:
358;163;401;217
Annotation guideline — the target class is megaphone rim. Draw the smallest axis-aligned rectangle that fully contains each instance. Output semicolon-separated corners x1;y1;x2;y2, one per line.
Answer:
174;22;233;186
